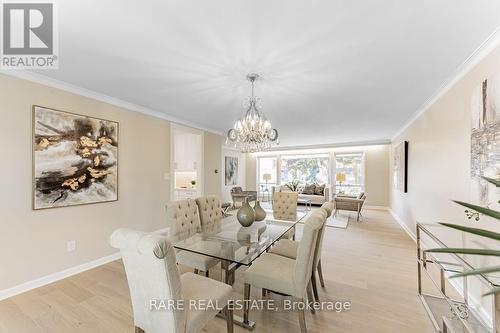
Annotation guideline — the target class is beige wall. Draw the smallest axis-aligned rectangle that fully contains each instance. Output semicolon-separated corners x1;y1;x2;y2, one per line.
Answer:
203;132;222;197
390;43;500;235
390;43;500;322
363;145;390;206
244;145;390;207
0;74;222;292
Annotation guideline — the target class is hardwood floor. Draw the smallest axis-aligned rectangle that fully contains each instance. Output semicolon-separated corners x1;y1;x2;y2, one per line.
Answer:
0;209;435;333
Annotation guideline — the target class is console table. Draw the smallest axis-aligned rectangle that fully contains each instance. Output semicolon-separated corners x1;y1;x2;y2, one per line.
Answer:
417;223;500;333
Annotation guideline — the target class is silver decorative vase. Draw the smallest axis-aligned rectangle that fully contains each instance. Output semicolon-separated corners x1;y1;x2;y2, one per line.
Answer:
237;198;255;227
253;200;266;221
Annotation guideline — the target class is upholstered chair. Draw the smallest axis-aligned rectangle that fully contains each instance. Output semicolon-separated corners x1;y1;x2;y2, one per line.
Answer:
333;192;366;221
230;187;257;208
195;196;223;234
109;228;233;333
272;191;298;220
269;202;333;301
243;213;324;333
272;191;299;239
167;199;219;276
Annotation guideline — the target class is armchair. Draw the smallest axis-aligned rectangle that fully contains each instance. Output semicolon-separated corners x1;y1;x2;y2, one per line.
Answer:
230;186;257;208
333;192;367;221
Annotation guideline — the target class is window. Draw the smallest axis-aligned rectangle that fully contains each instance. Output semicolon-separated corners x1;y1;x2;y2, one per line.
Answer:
257;157;277;193
335;153;364;195
280;155;329;185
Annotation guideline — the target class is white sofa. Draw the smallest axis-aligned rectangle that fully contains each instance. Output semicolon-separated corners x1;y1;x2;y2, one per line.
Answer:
272;184;330;205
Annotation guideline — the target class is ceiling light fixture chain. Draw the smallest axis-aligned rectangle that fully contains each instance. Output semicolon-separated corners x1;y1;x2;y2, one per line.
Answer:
226;73;279;153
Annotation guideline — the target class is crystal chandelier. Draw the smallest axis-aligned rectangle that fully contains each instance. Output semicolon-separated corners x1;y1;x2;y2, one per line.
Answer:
226;74;279;153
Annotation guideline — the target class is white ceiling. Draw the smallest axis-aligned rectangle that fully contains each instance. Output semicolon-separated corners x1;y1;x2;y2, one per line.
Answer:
27;0;500;147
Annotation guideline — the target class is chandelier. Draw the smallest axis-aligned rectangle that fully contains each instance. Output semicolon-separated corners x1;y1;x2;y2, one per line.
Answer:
226;73;279;153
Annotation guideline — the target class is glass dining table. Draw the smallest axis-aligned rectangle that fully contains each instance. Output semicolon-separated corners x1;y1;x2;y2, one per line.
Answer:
172;209;307;329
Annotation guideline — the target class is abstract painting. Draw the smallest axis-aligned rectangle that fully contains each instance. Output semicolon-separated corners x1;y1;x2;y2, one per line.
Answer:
393;141;408;193
225;156;238;186
32;106;118;209
470;72;500;208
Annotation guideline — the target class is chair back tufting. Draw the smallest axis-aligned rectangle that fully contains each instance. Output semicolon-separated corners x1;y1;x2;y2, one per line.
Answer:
196;196;223;233
167;199;201;242
272;191;298;221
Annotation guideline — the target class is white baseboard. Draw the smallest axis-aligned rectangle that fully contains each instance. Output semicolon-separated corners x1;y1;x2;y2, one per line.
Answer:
0;226;170;301
0;252;121;301
364;205;389;211
388;208;417;242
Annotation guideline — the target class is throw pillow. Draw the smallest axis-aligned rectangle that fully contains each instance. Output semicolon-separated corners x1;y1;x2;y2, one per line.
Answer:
302;184;316;195
314;184;325;195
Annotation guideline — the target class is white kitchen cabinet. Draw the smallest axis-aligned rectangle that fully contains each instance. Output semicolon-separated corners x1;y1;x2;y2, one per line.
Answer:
174;189;197;200
174;132;201;171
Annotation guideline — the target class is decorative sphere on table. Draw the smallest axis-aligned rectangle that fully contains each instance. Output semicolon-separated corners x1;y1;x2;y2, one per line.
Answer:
237;198;255;227
253;200;266;221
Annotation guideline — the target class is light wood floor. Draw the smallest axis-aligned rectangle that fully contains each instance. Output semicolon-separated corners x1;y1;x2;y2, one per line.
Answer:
0;209;435;333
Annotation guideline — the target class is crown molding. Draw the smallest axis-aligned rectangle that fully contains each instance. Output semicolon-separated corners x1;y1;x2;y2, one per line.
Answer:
260;139;391;153
392;25;500;141
0;70;223;135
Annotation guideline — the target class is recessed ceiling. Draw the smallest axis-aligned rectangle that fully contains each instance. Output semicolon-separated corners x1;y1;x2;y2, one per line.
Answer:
25;0;500;146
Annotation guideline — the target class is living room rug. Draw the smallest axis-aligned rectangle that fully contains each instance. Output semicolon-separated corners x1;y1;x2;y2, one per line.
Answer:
326;214;349;229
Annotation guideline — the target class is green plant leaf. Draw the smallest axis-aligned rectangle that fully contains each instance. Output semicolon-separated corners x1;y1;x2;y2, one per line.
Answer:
425;248;500;256
453;200;500;220
450;265;500;278
483;287;500;296
439;223;500;241
482;176;500;187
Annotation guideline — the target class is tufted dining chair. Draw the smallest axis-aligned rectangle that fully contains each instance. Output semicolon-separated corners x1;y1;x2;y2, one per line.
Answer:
243;213;324;333
167;199;219;277
272;191;299;220
269;202;334;302
272;191;299;240
195;196;223;234
110;229;233;333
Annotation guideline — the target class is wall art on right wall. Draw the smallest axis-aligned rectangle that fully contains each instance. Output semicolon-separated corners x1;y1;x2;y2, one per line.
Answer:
470;72;500;207
393;140;408;193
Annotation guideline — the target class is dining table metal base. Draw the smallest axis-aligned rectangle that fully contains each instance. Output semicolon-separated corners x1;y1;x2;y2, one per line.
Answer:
174;213;306;331
217;312;256;330
220;260;256;330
